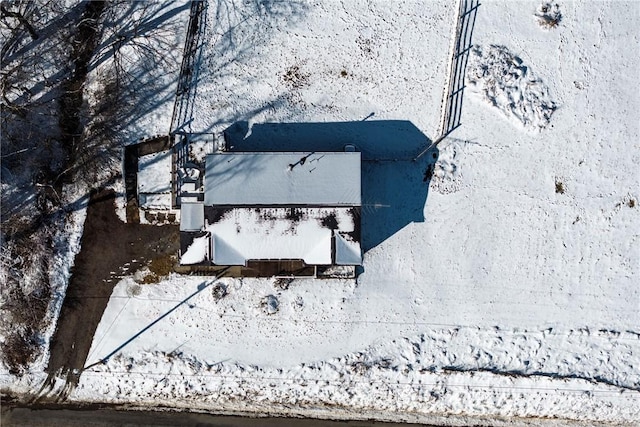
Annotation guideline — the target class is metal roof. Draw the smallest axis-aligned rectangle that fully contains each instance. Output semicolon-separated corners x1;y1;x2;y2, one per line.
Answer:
180;202;204;231
204;152;361;206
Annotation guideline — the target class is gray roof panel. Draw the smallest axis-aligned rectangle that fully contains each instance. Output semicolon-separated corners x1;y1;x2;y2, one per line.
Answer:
204;152;361;206
180;202;205;231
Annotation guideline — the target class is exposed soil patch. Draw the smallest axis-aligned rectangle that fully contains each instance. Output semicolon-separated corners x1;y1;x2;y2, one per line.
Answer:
45;189;178;394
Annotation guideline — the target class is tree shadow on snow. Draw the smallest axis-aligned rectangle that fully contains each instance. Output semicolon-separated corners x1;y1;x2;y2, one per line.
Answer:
223;120;439;253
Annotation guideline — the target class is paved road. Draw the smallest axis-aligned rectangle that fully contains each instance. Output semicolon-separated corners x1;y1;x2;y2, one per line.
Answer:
2;407;437;427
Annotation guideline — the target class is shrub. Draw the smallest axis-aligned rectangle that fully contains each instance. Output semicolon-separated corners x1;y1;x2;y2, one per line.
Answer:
211;282;228;301
535;3;562;29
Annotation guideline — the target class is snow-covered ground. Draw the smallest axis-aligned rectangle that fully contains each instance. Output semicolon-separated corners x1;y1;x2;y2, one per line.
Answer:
43;0;640;424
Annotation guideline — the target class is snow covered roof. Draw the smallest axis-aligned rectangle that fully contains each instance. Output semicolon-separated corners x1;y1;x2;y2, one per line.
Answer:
139;193;172;210
212;228;333;266
137;150;172;194
204;152;361;206
199;207;361;266
335;233;362;265
180;234;209;265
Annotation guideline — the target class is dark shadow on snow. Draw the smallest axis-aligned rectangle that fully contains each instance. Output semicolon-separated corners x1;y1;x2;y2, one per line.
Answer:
223;120;439;252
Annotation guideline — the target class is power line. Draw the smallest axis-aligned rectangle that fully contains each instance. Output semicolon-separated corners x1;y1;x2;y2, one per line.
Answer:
68;278;640;304
80;298;640;341
74;293;640;344
87;305;640;342
85;297;132;364
61;289;640;315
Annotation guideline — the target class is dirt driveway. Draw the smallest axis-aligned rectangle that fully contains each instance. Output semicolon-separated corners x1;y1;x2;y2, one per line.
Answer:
43;189;179;398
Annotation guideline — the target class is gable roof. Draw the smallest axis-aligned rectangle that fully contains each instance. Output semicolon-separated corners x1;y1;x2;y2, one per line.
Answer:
334;233;362;265
204;152;361;206
207;208;334;265
203;207;361;266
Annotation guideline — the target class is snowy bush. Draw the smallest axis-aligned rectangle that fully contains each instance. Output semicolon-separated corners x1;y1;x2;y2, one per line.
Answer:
0;223;54;374
212;282;228;301
273;277;293;290
535;2;562;29
466;45;557;130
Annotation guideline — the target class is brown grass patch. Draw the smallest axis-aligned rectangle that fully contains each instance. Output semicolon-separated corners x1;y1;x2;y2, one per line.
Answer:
282;65;309;89
141;253;176;283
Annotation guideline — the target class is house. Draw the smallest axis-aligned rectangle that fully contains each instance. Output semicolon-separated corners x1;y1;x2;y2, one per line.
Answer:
178;151;362;277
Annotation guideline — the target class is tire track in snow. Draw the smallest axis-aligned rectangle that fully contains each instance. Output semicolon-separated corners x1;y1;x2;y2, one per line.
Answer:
442;365;640;393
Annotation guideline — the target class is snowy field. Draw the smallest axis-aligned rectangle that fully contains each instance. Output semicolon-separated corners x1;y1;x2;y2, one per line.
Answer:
65;0;640;424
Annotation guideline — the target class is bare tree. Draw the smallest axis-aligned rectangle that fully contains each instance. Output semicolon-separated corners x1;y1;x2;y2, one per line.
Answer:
96;1;183;87
0;0;40;59
0;0;98;374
